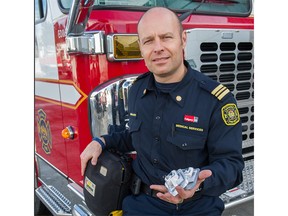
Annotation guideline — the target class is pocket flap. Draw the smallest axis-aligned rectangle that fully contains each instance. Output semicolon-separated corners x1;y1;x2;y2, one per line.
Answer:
167;133;206;150
128;119;142;133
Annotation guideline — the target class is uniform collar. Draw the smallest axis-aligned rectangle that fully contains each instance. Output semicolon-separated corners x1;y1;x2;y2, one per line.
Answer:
142;61;195;108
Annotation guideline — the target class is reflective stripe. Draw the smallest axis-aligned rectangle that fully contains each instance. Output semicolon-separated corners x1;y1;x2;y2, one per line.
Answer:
35;80;87;109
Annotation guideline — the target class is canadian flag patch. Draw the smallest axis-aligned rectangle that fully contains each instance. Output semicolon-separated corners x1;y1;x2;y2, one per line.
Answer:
184;115;198;123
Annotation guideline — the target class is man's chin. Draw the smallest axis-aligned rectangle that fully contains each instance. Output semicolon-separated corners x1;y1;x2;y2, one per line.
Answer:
149;64;170;74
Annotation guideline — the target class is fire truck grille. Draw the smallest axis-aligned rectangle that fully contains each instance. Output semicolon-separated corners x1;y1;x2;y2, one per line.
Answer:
185;29;254;150
199;41;254;147
199;42;253;102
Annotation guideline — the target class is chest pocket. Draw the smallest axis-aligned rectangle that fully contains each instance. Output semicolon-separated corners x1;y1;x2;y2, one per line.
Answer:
128;119;141;133
167;133;206;150
128;119;142;149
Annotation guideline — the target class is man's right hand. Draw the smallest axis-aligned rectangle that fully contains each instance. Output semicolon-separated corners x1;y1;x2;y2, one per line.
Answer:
80;140;103;176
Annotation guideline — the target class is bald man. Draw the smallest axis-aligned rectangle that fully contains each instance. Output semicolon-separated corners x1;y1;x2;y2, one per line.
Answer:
81;7;243;215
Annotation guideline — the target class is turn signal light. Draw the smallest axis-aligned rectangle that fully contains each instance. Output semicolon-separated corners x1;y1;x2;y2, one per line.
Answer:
61;126;76;139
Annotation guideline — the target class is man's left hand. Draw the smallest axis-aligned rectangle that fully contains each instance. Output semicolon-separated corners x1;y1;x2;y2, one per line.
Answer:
150;169;212;204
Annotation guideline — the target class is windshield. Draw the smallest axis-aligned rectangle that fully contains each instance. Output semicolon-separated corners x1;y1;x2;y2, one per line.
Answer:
59;0;252;17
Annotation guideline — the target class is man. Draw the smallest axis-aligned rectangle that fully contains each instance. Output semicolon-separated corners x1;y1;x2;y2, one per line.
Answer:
80;7;244;215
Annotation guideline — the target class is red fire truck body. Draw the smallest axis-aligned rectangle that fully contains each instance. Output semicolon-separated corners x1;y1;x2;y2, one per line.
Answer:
35;0;254;215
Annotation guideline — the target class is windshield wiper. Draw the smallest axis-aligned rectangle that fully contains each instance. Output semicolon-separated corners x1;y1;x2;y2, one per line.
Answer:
179;0;206;21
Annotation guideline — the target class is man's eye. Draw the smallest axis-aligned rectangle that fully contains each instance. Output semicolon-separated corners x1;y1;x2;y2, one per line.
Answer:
143;40;152;45
164;36;172;39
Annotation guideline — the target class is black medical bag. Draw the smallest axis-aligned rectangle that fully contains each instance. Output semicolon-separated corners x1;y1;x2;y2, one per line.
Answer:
83;149;133;216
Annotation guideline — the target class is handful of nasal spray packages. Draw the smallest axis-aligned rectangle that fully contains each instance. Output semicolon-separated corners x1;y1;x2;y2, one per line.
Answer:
164;167;200;196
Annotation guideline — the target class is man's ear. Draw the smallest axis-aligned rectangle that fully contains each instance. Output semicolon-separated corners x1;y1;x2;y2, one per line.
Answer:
182;30;187;48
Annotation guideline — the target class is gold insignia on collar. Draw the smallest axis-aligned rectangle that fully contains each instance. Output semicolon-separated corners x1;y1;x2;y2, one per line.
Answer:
221;103;240;126
176;95;182;102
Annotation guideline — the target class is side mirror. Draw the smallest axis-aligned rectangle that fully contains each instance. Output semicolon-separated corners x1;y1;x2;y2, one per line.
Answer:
65;0;95;36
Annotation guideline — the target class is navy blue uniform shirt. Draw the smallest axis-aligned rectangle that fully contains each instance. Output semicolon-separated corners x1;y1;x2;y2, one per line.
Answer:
103;61;244;197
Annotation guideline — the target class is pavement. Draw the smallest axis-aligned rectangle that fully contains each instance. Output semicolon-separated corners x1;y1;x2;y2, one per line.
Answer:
223;199;254;216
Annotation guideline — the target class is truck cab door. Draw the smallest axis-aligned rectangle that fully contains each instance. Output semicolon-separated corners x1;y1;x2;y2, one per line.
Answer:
35;0;68;175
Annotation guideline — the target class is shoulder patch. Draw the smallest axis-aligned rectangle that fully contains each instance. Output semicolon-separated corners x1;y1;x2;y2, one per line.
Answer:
221;103;240;126
211;84;230;100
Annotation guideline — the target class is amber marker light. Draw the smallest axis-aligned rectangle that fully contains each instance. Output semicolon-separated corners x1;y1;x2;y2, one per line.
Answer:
61;126;76;139
114;35;141;59
107;34;143;61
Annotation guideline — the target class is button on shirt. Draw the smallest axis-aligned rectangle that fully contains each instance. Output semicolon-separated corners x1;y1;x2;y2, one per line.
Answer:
103;61;244;197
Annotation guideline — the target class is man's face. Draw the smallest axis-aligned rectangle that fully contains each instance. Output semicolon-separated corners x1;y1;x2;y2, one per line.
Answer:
138;9;187;81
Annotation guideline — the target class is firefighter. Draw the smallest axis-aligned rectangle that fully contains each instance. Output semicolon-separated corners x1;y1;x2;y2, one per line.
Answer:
80;7;244;215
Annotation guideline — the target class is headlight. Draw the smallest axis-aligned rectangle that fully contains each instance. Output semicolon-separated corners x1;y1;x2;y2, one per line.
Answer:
89;76;137;137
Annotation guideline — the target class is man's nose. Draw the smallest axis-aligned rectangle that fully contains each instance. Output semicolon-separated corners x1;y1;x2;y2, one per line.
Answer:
153;38;164;52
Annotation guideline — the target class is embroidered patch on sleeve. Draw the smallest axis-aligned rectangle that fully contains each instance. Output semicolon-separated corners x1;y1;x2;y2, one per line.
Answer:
221;103;240;126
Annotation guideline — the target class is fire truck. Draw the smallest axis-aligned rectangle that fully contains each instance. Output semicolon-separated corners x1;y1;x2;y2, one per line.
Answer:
35;0;254;215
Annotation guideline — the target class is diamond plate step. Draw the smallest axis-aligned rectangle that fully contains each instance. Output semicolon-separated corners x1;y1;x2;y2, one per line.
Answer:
35;185;72;216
